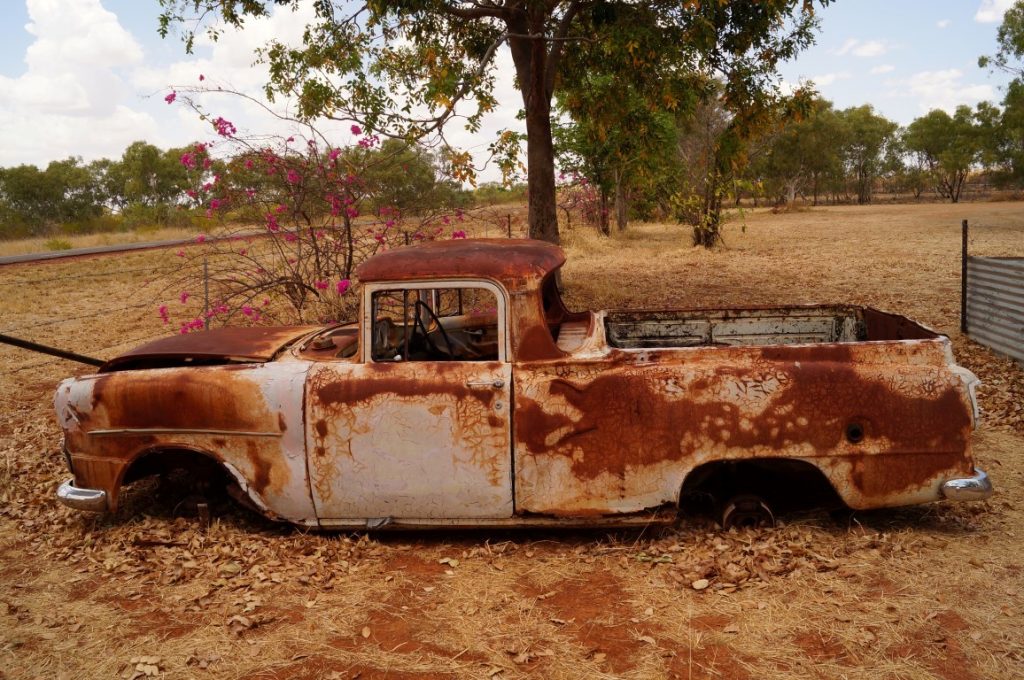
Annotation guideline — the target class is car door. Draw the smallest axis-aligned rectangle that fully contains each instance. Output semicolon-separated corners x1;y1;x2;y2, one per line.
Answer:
305;279;513;522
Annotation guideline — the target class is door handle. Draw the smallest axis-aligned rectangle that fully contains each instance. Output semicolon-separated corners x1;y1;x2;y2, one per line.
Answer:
465;379;505;389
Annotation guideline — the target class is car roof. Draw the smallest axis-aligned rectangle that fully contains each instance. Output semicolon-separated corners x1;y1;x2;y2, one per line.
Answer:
355;238;565;289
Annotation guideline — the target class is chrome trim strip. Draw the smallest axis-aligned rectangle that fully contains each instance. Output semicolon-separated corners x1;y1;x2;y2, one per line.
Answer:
86;428;282;438
941;467;993;501
56;479;108;512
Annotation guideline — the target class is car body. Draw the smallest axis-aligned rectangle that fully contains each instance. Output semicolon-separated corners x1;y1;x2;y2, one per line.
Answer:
55;239;992;528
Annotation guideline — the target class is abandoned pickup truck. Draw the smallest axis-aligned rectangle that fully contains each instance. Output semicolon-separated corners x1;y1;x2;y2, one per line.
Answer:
55;239;992;529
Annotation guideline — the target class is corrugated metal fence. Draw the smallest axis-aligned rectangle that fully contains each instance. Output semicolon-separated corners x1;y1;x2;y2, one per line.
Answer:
965;255;1024;364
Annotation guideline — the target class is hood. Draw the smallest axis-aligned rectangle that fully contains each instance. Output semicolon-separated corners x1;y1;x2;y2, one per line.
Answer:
100;325;319;372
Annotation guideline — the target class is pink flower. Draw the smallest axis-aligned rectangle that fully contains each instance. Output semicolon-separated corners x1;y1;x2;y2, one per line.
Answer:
186;189;197;199
164;91;176;104
385;219;395;229
336;279;351;295
262;298;270;306
213;116;236;137
195;234;207;243
180;291;190;304
158;305;169;324
315;280;329;291
202;157;212;170
199;74;205;81
244;158;254;169
239;248;247;256
266;214;279;232
442;215;450;225
210;198;222;210
284;232;297;242
346;207;359;218
242;305;254;317
286;136;295;143
275;204;286;214
180;152;195;169
176;249;185;257
329;148;341;161
202;182;213;192
350;124;362;135
286;169;300;184
452;230;467;239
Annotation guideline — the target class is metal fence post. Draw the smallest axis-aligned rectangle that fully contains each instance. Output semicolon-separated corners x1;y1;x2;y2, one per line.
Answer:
961;219;968;334
203;255;210;331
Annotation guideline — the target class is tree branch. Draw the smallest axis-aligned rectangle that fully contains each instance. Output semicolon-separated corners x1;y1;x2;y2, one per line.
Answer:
440;1;506;20
545;0;585;99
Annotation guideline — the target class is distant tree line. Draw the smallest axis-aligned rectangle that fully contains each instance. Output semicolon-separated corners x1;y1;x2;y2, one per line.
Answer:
556;2;1024;244
0;139;484;239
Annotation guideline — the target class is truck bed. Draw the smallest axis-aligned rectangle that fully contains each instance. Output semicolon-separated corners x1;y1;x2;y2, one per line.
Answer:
603;305;939;349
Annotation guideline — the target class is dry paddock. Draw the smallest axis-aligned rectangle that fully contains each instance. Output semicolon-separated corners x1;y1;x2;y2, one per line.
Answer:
1;202;1022;680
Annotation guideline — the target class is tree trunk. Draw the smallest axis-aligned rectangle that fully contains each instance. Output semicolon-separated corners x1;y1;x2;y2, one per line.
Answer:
508;16;560;245
598;188;610;236
613;167;627;232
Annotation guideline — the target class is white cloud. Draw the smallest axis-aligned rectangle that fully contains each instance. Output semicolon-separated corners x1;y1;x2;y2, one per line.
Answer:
897;69;994;113
975;0;1015;23
936;19;952;29
0;0;152;166
870;64;895;75
0;0;522;182
835;38;888;58
852;41;887;58
810;72;852;87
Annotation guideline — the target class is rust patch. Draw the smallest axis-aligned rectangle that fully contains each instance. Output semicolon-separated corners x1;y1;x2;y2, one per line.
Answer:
514;340;974;513
356;238;565;289
311;361;495;409
101;325;316;371
246;441;272;495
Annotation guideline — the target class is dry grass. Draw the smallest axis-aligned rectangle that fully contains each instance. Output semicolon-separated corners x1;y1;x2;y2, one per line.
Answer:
0;227;202;258
1;202;1022;680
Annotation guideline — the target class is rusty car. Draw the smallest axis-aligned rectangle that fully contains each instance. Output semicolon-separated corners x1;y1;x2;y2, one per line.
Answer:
54;239;993;529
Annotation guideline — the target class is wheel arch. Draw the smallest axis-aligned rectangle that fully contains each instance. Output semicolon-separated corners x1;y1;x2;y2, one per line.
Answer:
114;445;273;517
678;456;846;514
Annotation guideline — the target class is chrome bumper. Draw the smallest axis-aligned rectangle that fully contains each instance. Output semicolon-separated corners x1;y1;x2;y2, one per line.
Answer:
57;479;108;512
941;468;993;502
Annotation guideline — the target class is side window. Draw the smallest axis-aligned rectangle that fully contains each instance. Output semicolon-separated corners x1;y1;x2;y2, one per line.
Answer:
371;285;501;362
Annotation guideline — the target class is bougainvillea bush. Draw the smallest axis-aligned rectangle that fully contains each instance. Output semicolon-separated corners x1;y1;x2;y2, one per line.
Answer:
157;93;515;333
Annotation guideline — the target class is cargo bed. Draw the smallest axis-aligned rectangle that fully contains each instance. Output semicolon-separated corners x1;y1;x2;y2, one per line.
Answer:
604;305;939;349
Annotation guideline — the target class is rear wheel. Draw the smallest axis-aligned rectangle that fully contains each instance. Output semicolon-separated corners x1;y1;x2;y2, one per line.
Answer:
720;493;775;529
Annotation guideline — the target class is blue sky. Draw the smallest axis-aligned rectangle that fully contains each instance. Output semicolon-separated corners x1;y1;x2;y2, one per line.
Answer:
0;0;1017;181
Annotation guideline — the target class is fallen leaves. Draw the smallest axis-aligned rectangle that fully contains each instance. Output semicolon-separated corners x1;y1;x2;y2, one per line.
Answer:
123;656;161;679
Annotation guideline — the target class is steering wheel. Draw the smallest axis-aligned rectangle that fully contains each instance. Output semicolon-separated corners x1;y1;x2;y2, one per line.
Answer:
413;300;455;359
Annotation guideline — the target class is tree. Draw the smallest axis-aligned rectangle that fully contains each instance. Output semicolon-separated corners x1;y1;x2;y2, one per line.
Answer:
836;105;898;204
751;98;844;206
997;81;1024;184
0;158;104;235
979;0;1024;79
158;0;832;246
904;107;980;203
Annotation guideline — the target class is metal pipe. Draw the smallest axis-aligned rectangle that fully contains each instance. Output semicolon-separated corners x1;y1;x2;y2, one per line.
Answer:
0;333;104;367
961;219;968;334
